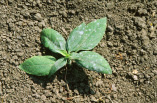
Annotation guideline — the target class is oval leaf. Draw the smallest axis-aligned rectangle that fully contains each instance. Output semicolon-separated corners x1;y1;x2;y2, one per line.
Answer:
67;17;107;53
67;23;86;52
71;51;112;74
19;56;56;76
81;18;107;50
48;57;67;77
41;28;67;55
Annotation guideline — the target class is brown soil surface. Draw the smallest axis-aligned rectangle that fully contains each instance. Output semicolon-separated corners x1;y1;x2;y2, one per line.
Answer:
0;0;156;103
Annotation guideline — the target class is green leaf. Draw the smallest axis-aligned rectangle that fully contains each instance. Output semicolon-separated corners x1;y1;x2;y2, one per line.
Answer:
19;56;56;76
71;51;112;74
81;18;107;50
48;57;67;77
41;28;67;55
67;23;86;52
67;17;107;53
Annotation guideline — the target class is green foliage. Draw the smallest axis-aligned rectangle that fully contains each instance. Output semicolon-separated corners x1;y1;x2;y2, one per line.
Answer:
67;18;107;52
19;56;56;76
67;23;86;52
41;28;67;55
71;51;112;74
19;17;112;77
48;57;67;77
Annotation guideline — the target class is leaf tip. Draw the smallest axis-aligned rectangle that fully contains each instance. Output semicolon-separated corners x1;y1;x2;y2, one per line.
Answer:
105;67;112;74
108;70;112;74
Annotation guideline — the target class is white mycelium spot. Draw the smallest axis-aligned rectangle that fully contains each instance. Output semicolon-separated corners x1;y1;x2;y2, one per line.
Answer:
56;37;59;40
97;23;100;25
80;53;83;56
100;59;103;62
93;63;96;67
78;25;82;28
71;36;74;40
86;65;89;68
79;31;84;35
60;43;63;48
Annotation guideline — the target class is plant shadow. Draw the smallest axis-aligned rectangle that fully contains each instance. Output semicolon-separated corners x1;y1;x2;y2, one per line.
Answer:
56;63;95;95
27;73;56;88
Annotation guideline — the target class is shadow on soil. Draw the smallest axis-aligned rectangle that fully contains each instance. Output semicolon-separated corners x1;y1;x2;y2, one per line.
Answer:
27;45;95;95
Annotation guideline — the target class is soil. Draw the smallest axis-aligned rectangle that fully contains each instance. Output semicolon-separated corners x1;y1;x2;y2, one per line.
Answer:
0;0;157;103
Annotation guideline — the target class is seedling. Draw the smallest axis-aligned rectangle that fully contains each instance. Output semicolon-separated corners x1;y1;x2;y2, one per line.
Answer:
19;17;112;77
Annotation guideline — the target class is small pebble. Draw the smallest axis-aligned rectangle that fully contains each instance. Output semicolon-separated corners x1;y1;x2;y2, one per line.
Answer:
112;84;117;91
107;25;113;32
34;13;43;21
90;96;97;102
38;21;46;28
132;75;138;81
107;41;113;47
137;8;147;15
41;95;47;101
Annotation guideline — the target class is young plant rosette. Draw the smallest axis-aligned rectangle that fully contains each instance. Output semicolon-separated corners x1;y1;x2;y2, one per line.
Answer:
19;17;112;77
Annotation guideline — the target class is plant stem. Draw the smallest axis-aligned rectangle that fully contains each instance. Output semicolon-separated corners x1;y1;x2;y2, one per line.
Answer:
65;66;70;92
